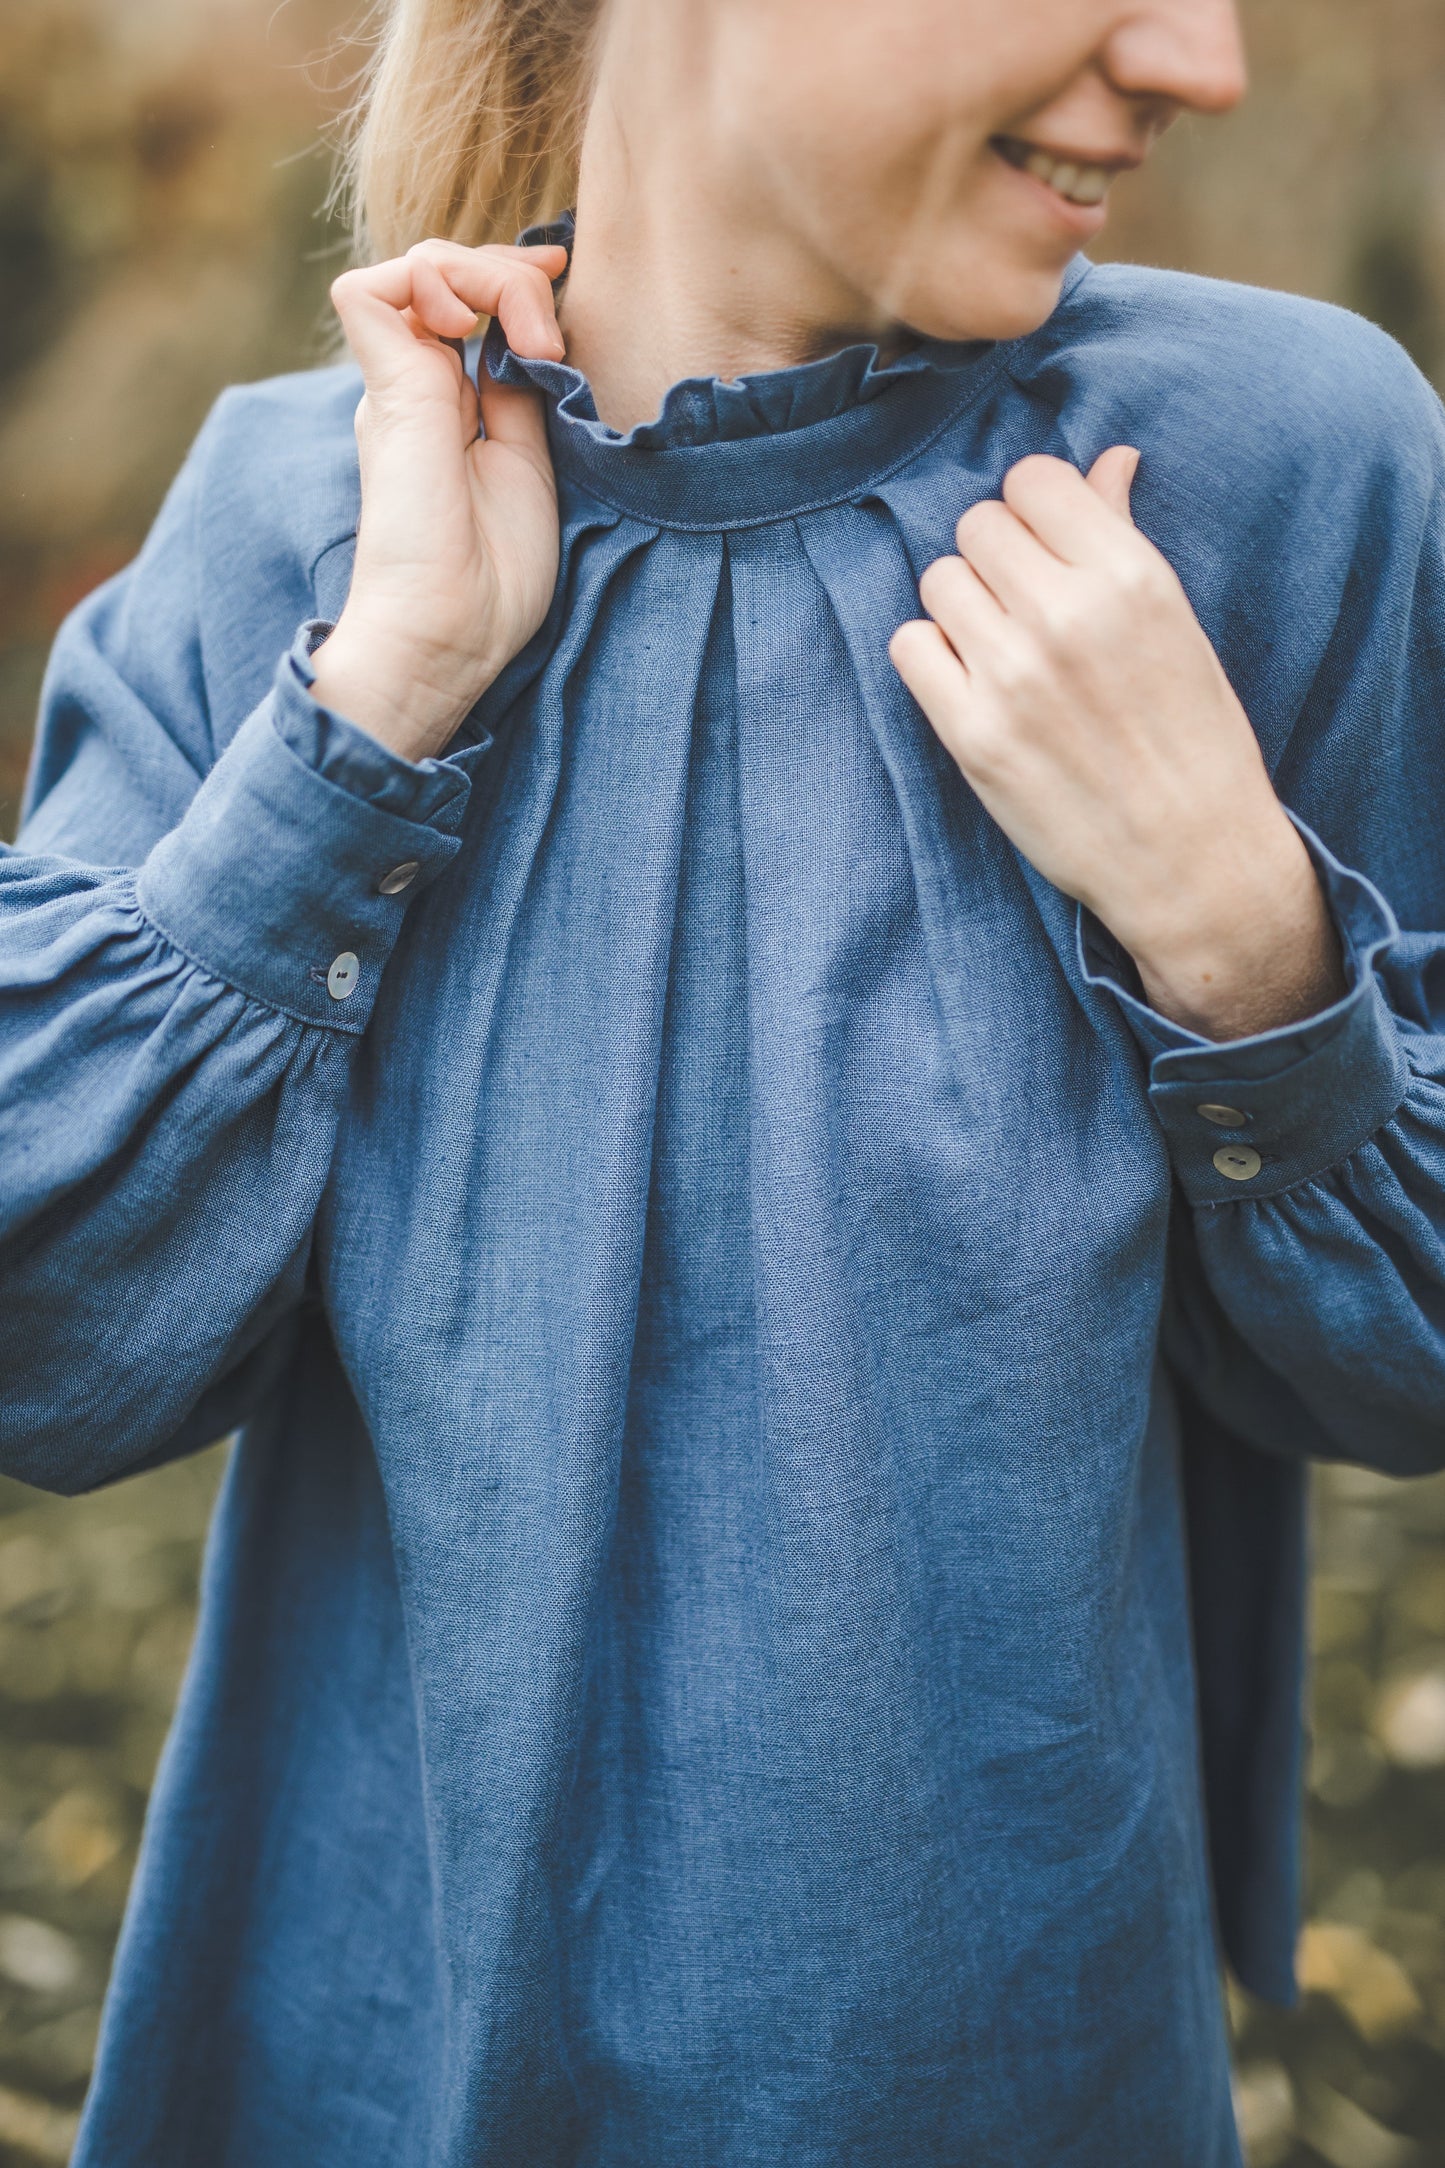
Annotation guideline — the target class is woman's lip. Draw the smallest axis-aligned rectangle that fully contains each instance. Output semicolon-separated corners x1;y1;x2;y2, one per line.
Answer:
989;140;1118;233
993;133;1145;176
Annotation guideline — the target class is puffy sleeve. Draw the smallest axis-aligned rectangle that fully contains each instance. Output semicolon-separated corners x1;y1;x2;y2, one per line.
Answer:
0;395;488;1494
1081;338;1445;1480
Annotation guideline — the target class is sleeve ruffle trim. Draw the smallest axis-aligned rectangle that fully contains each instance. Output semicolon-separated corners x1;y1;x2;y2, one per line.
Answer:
282;621;492;826
1078;812;1411;1205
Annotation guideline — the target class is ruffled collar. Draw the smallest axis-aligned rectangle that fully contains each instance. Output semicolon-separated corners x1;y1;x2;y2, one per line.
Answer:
481;211;1083;531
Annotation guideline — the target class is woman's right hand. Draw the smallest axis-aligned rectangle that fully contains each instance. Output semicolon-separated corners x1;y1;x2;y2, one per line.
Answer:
309;239;570;763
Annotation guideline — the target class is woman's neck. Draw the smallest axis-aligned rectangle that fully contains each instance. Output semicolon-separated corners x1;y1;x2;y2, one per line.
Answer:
556;18;905;432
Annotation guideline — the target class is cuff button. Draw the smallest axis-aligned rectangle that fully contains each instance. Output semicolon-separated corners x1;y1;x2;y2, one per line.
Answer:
1197;1103;1247;1127
1213;1144;1262;1182
379;861;420;896
327;951;361;1001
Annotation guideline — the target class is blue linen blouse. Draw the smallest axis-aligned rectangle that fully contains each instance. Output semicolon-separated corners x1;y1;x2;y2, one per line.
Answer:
5;228;1445;2166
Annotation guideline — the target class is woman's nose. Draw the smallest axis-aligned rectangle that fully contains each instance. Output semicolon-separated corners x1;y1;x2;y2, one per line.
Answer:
1103;0;1249;118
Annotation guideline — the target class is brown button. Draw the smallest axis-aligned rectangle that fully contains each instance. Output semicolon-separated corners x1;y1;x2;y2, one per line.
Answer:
1196;1103;1247;1128
378;861;420;896
1213;1144;1262;1183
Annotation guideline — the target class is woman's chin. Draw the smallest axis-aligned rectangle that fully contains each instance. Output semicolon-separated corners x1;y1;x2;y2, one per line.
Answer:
900;253;1077;347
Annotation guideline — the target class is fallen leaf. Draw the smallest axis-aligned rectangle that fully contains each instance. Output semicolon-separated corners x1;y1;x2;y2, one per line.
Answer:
1373;1668;1445;1770
1231;2059;1294;2167
1296;1921;1423;2043
1296;2079;1419;2168
25;1788;122;1890
0;1917;81;1997
0;2082;79;2166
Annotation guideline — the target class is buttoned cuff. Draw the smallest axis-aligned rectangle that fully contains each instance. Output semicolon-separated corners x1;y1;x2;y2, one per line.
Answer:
135;623;492;1033
1079;814;1409;1205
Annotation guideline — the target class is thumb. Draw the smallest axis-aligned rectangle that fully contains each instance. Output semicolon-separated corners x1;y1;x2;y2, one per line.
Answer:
476;341;552;463
1085;443;1141;525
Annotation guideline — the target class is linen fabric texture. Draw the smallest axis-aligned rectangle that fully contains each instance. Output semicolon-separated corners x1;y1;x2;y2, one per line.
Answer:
5;232;1445;2165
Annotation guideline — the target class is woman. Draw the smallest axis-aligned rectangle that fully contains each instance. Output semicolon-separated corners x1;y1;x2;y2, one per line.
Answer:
5;0;1445;2160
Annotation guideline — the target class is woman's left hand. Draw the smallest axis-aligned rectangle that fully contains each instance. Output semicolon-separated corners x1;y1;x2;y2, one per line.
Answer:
889;450;1346;1042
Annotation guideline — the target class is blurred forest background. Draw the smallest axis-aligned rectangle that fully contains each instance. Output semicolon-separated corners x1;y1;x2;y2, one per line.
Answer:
1;0;1444;2162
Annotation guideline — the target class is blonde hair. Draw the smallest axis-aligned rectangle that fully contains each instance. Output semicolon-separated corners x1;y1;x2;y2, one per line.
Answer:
338;0;599;262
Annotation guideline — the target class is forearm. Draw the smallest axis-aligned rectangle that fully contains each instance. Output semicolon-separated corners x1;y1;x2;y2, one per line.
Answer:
1082;826;1445;1474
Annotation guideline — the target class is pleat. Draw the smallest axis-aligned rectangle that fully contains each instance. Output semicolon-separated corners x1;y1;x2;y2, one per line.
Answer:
718;514;1197;2144
725;521;983;2051
796;497;1168;1241
328;509;652;1352
322;517;727;2161
734;507;1166;1641
865;364;1075;572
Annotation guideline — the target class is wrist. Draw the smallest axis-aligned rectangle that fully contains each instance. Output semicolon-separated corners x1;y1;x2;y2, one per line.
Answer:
308;618;497;763
1107;818;1347;1042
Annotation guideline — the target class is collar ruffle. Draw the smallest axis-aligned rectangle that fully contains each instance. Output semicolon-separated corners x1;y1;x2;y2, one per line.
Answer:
483;209;993;456
480;210;1087;528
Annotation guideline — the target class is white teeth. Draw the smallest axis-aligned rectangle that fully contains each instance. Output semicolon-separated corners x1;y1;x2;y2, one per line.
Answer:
1069;168;1110;206
1012;142;1113;208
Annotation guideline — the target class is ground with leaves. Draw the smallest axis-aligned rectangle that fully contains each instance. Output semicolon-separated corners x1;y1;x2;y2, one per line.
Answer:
0;1451;1442;2166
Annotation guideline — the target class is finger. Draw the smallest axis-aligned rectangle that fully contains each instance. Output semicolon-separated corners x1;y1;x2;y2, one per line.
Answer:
346;258;477;340
331;242;567;384
401;307;467;383
408;241;568;359
1085;445;1140;525
331;267;466;387
358;240;568;310
408;250;484;342
953;497;1070;617
476;341;551;466
889;617;972;727
1000;453;1132;565
918;551;1009;667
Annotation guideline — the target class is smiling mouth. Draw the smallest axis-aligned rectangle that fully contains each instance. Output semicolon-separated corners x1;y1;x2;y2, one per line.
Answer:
991;136;1127;209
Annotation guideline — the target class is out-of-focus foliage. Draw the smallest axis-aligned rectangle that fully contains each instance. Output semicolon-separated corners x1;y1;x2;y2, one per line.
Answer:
1234;1468;1445;2167
1;2;1444;2164
0;1454;224;2167
0;0;352;833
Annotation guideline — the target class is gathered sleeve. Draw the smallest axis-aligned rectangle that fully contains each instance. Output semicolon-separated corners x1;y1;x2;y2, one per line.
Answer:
0;402;487;1494
1081;348;1445;1479
1081;829;1445;1475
